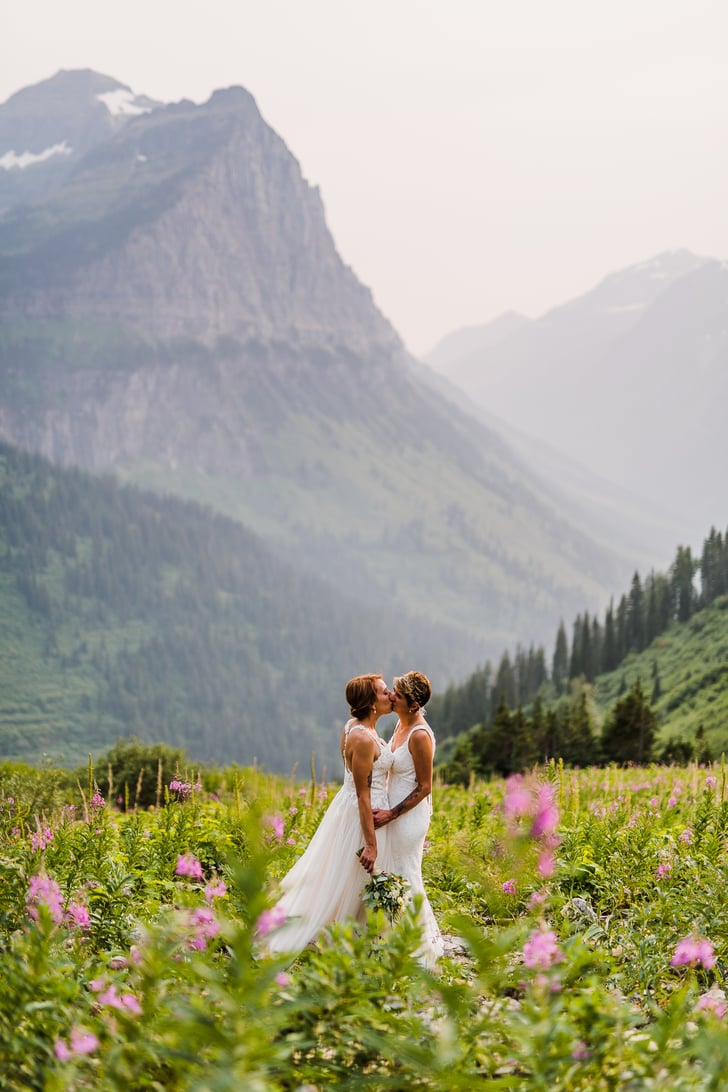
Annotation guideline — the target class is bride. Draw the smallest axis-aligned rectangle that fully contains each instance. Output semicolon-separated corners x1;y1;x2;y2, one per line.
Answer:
373;671;444;966
261;673;394;956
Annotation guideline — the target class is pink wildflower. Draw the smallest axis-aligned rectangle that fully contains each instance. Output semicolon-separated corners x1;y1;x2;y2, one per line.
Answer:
66;902;91;929
537;850;556;878
671;936;716;970
175;853;204;881
530;784;559;839
90;792;105;810
275;971;292;987
655;863;672;879
679;828;694;844
31;827;54;851
55;1027;99;1059
695;992;728;1018
705;776;718;790
522;927;563;970
169;779;192;799
668;796;677;808
120;993;142;1015
503;775;533;821
266;814;285;841
204;880;227;902
26;873;64;924
256;904;287;938
187;906;220;951
572;1041;590;1060
502;879;517;895
54;1039;72;1061
286;837;296;846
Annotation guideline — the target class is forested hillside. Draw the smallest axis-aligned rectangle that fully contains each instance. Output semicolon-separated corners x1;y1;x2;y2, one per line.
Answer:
0;441;462;772
431;527;728;777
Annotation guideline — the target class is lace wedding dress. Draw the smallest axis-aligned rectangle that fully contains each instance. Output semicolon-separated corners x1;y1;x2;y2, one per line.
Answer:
387;722;444;966
263;719;394;956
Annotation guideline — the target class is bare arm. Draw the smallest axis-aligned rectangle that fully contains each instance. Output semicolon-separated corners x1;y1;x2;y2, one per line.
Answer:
373;729;433;828
348;730;378;873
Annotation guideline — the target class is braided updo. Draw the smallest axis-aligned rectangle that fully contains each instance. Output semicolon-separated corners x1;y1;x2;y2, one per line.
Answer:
345;674;383;721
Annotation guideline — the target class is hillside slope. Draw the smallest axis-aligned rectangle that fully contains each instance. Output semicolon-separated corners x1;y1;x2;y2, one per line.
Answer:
0;73;633;666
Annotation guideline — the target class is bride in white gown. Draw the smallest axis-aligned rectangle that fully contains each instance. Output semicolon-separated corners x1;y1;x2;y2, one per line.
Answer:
262;674;395;956
373;671;444;967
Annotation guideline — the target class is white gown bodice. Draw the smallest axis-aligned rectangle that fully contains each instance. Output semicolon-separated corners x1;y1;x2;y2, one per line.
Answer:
341;718;394;810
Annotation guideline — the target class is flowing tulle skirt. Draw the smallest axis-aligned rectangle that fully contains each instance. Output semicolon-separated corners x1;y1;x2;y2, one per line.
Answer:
263;784;391;956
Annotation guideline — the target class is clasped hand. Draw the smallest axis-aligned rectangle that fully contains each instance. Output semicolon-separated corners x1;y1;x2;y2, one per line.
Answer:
372;808;392;829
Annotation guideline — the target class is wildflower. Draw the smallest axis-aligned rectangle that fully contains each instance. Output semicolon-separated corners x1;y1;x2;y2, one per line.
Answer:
537;850;556;878
31;827;54;851
530;784;559;839
502;879;517;895
522;927;563;970
27;873;64;924
572;1041;590;1060
671;936;716;970
528;890;547;909
668;796;677;808
705;776;718;790
286;837;296;846
55;1027;99;1059
175;853;204;881
66;902;91;929
188;906;220;950
256;905;287;938
275;971;292;987
169;779;192;799
503;775;533;821
289;806;298;816
204;880;227;902
90;792;105;810
656;863;672;879
679;828;694;844
695;990;728;1018
266;814;285;841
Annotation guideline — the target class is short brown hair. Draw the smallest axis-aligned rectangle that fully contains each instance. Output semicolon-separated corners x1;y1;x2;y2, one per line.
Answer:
345;674;383;721
393;671;431;710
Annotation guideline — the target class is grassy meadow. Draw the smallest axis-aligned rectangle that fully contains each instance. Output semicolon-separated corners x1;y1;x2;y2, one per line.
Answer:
3;756;728;1089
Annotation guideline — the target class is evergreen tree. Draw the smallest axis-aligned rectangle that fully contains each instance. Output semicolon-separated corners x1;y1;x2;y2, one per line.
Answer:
600;680;657;764
552;621;569;693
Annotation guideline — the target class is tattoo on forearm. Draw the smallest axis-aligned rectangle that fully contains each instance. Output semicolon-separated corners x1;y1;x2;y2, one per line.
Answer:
367;772;372;789
391;782;424;818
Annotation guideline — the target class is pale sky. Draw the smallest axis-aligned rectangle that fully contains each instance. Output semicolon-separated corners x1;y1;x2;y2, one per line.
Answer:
3;0;728;357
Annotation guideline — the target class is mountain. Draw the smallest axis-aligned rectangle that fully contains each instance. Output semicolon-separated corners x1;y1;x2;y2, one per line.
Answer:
428;250;728;539
0;440;475;772
0;69;160;212
425;311;531;373
0;72;637;677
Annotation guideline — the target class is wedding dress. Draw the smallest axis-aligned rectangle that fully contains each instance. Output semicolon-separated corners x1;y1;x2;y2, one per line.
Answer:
263;719;394;956
387;722;444;966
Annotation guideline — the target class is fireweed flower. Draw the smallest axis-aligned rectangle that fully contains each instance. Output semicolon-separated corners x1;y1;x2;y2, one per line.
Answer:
204;880;227;902
671;936;716;970
522;927;563;971
187;906;220;950
170;779;192;799
55;1027;99;1059
90;792;105;810
266;814;285;841
656;863;673;879
503;775;533;822
175;853;204;881
256;905;287;938
31;827;54;851
66;902;91;929
27;873;64;924
680;828;694;844
695;991;728;1018
530;784;559;839
502;879;517;894
276;971;292;987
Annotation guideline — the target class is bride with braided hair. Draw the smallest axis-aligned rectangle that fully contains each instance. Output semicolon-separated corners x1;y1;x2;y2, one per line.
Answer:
262;673;394;957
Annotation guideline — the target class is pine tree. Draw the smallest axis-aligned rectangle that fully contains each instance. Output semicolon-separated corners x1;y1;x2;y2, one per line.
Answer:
552;621;569;693
600;680;657;764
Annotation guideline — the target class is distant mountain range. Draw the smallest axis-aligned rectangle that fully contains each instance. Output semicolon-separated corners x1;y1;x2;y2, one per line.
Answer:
426;250;728;540
0;69;641;696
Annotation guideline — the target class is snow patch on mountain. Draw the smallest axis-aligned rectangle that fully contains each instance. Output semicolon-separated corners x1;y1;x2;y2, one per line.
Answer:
0;141;72;170
97;89;152;117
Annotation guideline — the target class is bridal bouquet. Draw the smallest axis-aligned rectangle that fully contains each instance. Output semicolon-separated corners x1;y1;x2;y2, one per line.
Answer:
361;867;411;923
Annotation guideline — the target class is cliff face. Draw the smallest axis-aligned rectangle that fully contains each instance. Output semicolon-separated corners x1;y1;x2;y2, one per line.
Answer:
0;73;627;670
0;86;399;355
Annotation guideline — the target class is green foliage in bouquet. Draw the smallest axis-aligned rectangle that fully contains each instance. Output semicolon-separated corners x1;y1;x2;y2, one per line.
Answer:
360;869;411;923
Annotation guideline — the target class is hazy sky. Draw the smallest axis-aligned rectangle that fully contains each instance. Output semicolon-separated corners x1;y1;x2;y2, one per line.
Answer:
3;0;728;356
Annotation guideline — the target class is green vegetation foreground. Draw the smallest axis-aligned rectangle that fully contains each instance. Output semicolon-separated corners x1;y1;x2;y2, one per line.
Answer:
3;757;728;1089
